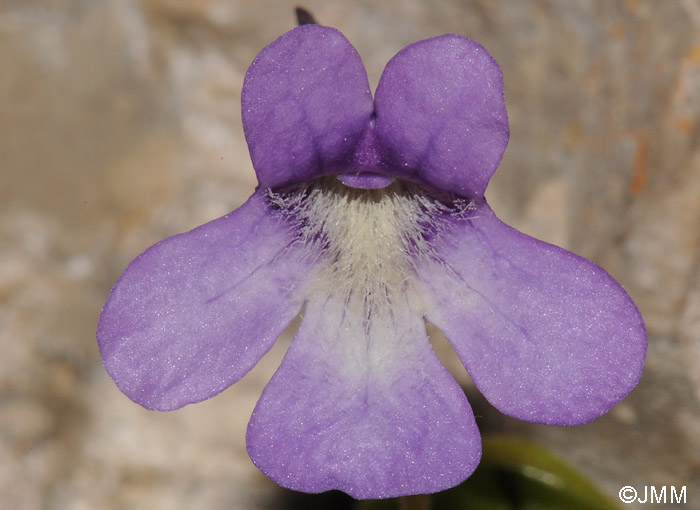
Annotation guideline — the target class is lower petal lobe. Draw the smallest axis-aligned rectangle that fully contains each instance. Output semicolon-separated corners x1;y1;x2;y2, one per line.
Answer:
97;192;314;411
417;201;647;425
246;290;480;499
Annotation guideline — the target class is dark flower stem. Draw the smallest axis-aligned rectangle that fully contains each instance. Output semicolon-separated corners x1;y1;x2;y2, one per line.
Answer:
295;6;318;25
398;495;431;510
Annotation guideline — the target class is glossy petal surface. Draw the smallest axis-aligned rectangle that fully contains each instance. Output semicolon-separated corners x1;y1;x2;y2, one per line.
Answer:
247;292;481;499
242;25;374;188
416;201;647;425
97;192;315;411
374;35;509;197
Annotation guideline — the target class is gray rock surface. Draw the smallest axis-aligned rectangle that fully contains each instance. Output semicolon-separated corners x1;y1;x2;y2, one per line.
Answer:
1;0;698;508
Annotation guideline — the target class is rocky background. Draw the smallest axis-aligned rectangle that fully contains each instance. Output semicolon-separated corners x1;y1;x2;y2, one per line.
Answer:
1;0;699;508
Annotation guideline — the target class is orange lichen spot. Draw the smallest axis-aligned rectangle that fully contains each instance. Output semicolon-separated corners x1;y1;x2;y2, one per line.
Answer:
686;44;700;63
624;0;641;13
610;24;626;41
677;117;694;133
629;134;649;197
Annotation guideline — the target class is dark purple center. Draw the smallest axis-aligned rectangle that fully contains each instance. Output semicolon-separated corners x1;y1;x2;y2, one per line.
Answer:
337;172;395;189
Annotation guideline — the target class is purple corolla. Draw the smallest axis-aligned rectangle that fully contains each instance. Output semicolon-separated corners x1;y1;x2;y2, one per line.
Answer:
97;25;647;499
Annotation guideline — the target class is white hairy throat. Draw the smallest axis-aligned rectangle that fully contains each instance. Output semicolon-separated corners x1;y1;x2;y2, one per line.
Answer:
267;176;477;379
268;177;476;320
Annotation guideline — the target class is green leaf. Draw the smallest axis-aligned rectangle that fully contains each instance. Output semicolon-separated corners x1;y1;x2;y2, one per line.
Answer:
356;436;619;510
433;436;620;510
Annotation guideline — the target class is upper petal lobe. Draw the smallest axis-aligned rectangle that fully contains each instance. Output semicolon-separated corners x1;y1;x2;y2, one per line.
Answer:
374;35;509;197
242;25;374;188
97;192;316;411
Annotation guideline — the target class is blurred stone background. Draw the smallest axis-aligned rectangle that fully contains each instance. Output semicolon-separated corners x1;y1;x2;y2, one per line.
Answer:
1;0;699;508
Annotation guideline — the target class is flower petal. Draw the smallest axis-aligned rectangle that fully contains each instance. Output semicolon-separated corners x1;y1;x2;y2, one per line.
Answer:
416;201;647;425
374;35;509;197
242;25;374;188
246;292;480;499
97;192;315;411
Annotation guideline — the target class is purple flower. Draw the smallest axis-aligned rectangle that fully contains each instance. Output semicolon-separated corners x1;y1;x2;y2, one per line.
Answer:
97;25;647;499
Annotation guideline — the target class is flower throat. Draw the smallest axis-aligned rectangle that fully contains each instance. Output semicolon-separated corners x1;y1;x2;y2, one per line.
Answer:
267;177;474;322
